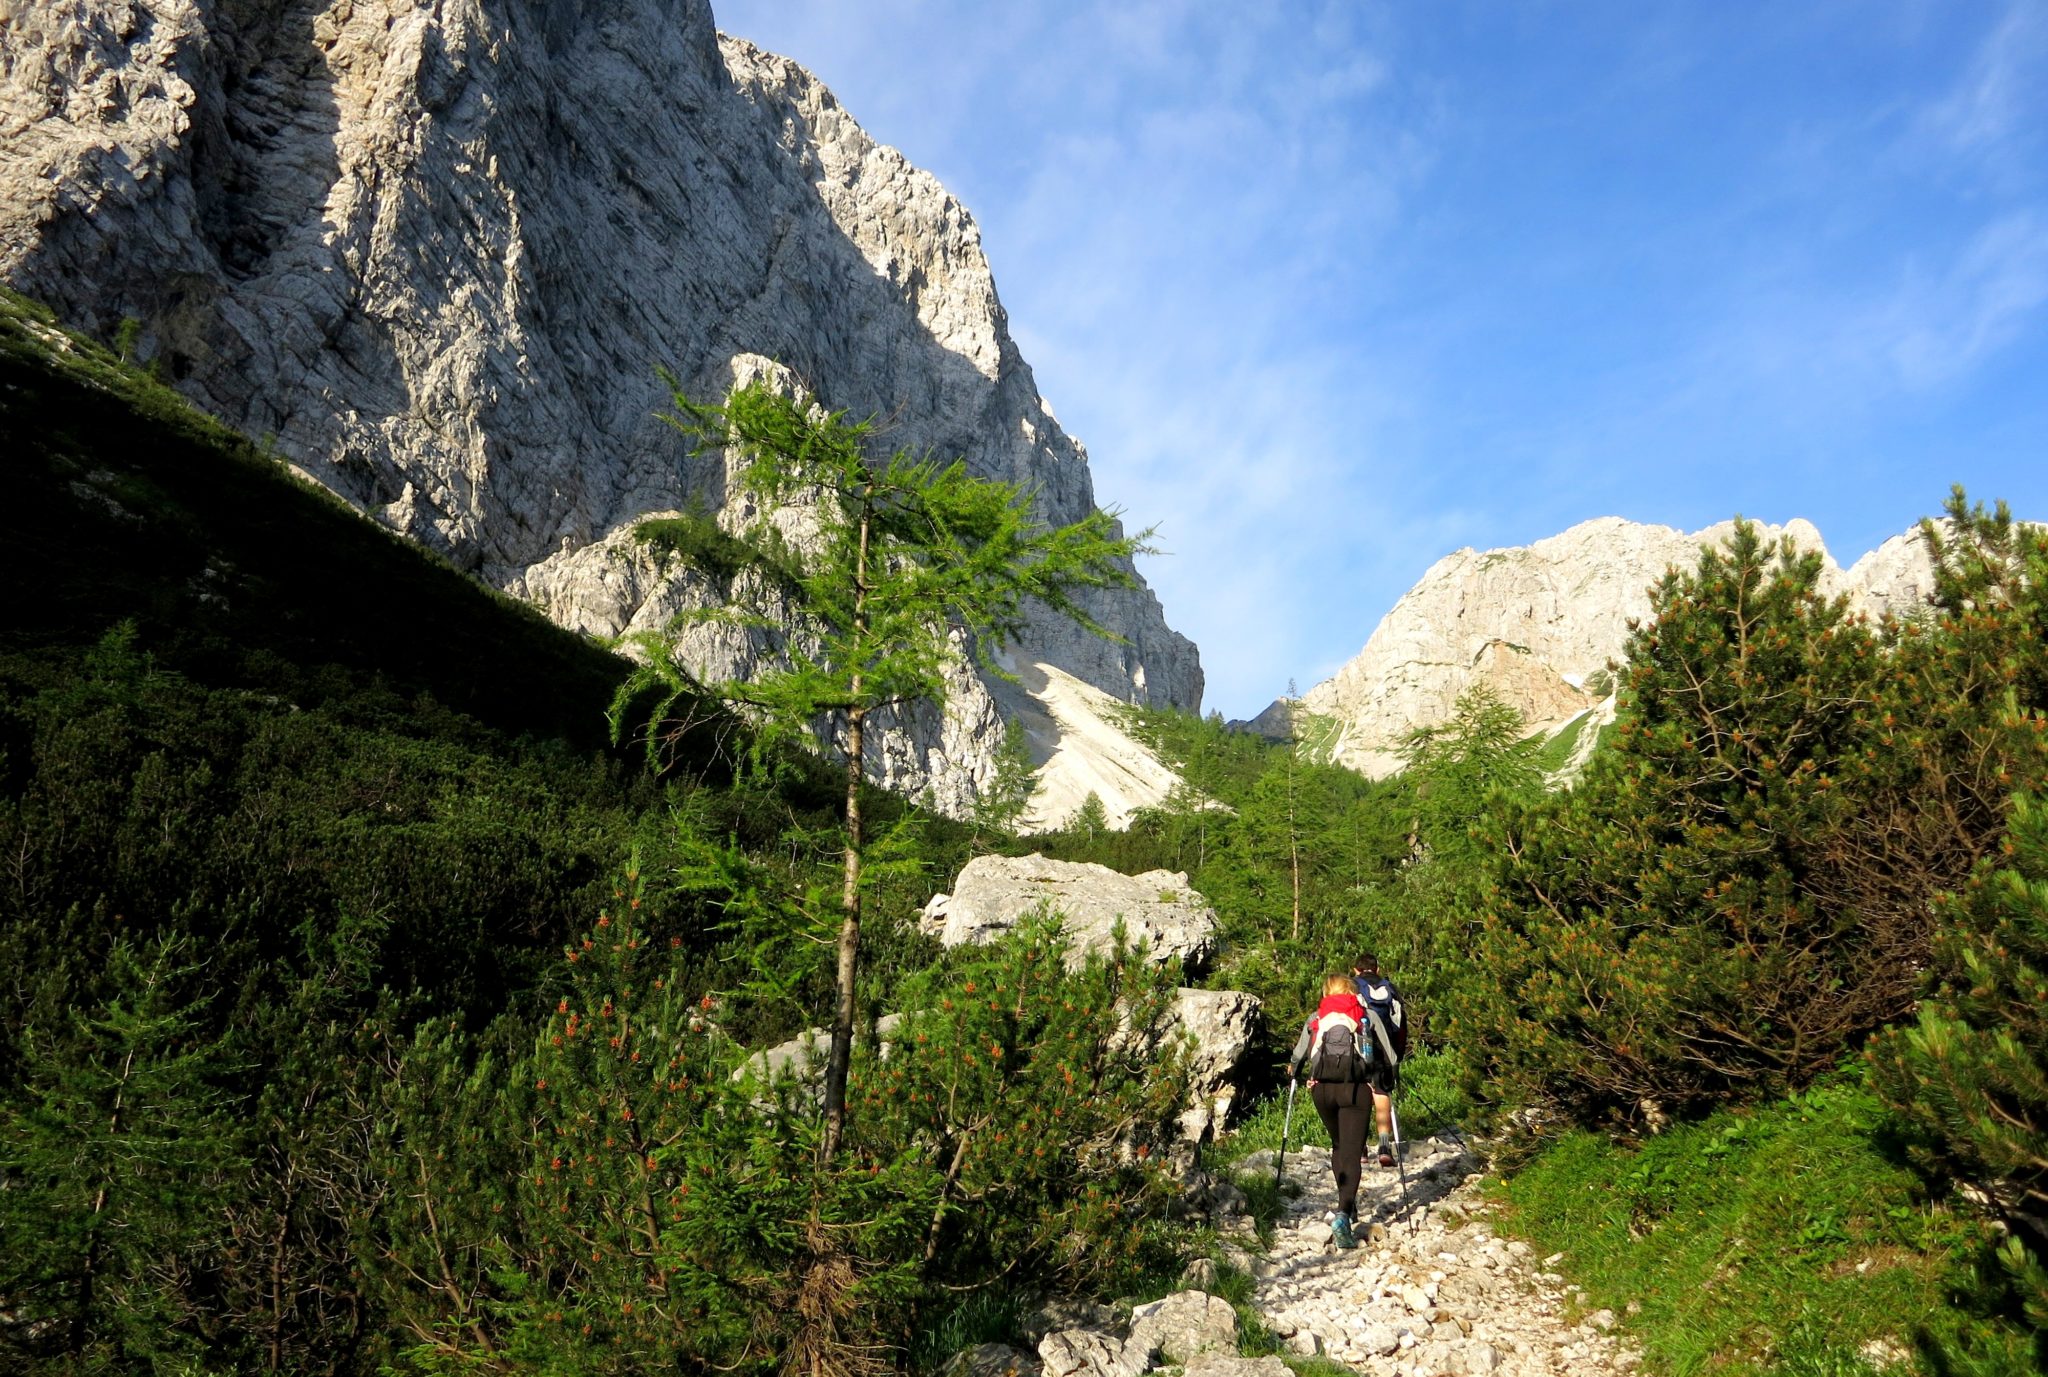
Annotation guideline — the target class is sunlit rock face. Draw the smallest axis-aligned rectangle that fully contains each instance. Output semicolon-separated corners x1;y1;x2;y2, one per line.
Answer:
1303;516;1936;779
0;0;1201;811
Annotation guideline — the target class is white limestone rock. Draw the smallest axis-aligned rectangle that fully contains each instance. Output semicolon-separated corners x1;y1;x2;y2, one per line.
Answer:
1182;1356;1292;1377
731;1012;904;1090
1021;1298;1125;1347
1303;516;1938;779
1166;987;1262;1141
942;1344;1041;1377
1035;1329;1135;1377
921;853;1220;971
0;0;1201;813
1126;1289;1237;1365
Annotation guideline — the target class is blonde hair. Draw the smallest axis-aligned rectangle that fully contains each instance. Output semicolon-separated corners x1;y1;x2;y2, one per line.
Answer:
1322;974;1353;998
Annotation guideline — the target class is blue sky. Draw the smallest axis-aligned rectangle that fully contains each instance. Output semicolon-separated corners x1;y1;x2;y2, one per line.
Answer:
714;1;2048;719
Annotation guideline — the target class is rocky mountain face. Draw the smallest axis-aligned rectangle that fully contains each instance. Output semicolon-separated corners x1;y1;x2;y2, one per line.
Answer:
1303;517;1937;778
0;0;1200;813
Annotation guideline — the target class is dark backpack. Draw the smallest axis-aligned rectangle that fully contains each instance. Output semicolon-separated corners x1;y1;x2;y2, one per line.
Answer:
1310;1011;1373;1083
1356;977;1407;1063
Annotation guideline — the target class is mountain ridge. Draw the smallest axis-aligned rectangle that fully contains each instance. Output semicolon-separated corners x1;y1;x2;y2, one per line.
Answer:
0;0;1199;817
1302;514;1939;777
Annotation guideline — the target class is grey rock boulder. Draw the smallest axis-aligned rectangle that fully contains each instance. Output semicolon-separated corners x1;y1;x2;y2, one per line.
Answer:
1035;1329;1136;1377
1126;1289;1237;1365
1165;987;1262;1140
733;1027;828;1089
1021;1298;1125;1346
922;854;1219;971
732;1014;905;1090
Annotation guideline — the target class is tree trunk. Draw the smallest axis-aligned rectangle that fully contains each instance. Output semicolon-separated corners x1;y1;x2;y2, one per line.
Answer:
1288;760;1302;943
821;707;863;1160
821;496;872;1161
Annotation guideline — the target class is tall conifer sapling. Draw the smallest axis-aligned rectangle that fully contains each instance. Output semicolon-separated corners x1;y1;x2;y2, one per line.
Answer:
613;374;1149;1157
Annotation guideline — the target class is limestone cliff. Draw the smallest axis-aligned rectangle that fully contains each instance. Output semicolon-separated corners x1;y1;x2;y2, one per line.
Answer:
1303;517;1936;778
0;0;1201;813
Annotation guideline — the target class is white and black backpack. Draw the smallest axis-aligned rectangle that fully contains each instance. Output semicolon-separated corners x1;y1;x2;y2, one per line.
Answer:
1310;1010;1373;1083
1356;977;1407;1065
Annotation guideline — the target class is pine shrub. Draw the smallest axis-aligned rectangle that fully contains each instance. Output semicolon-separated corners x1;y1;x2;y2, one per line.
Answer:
1868;792;2048;1366
356;884;1189;1374
1463;521;1885;1121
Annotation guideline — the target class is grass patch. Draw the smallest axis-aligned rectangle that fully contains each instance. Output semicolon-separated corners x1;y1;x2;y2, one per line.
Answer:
1489;1073;2030;1374
906;1290;1026;1372
1228;1167;1291;1245
1532;708;1595;776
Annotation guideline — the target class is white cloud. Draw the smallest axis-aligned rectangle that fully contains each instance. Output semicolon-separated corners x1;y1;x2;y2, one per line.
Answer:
1884;213;2048;386
1919;3;2048;158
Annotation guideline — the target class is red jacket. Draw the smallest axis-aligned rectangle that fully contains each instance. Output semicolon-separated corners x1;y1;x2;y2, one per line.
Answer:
1310;992;1366;1035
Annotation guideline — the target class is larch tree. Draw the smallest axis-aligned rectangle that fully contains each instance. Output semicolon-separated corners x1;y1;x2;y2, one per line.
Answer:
611;374;1148;1158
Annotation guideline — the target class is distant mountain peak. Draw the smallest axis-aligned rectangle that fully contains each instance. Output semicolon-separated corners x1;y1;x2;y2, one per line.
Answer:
1301;516;1936;779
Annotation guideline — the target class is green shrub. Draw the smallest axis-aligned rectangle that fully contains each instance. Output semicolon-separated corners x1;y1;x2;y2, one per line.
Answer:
1463;521;1887;1123
860;917;1191;1298
1459;502;2048;1129
1869;791;2048;1370
358;894;1190;1373
0;937;246;1374
1494;1074;2024;1374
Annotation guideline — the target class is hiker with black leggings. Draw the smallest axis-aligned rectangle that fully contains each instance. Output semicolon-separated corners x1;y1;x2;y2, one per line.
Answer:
1288;966;1405;1248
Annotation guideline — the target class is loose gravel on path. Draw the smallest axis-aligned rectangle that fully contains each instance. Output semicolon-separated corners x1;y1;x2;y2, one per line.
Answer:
1227;1135;1644;1377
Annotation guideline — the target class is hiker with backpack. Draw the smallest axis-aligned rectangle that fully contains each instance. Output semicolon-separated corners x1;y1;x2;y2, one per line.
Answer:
1351;954;1408;1168
1286;957;1407;1248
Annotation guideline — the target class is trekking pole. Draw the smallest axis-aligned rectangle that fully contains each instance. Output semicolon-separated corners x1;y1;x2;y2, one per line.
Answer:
1402;1077;1468;1151
1274;1077;1299;1192
1389;1091;1412;1232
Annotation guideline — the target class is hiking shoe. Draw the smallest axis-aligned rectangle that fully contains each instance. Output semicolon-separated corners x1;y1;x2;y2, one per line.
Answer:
1331;1210;1356;1249
1378;1147;1396;1168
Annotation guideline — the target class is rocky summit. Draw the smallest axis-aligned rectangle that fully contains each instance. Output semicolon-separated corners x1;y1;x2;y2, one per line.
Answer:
1303;516;1937;778
0;0;1200;814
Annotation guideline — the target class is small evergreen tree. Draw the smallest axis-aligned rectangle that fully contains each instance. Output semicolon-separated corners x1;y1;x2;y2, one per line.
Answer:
863;914;1188;1293
971;718;1039;843
1808;489;2048;961
1071;791;1111;841
1400;683;1541;865
0;937;246;1374
613;376;1148;1160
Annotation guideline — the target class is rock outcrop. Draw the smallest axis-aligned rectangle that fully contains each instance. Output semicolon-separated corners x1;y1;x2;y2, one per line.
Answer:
1303;516;1937;778
1163;988;1262;1142
921;853;1220;971
0;0;1200;813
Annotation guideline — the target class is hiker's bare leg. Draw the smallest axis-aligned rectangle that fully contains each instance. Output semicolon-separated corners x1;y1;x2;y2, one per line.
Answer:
1373;1090;1393;1137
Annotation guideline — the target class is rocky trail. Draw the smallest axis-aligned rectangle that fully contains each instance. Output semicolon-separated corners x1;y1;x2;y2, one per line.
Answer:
963;1133;1645;1377
1226;1135;1643;1376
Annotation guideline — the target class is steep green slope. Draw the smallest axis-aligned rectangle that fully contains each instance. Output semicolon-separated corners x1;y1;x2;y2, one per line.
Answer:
0;288;630;749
